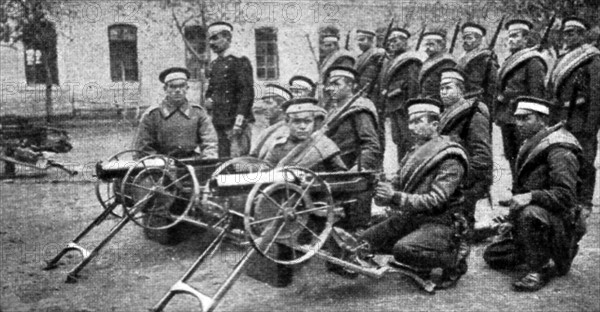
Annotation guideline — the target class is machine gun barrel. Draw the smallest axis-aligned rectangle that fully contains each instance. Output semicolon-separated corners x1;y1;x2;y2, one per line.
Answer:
95;157;225;181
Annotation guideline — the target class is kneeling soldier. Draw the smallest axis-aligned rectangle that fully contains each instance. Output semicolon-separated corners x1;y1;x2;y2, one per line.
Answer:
483;96;587;291
352;98;471;289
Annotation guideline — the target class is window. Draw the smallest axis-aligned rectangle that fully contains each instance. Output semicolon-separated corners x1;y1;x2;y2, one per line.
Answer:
108;24;138;82
22;21;58;85
184;25;207;80
255;27;279;80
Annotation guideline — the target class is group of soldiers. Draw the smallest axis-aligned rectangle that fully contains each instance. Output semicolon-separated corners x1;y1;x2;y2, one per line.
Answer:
132;16;598;292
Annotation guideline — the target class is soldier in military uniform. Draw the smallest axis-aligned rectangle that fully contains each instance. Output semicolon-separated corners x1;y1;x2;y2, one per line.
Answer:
288;75;316;98
259;84;293;126
205;21;254;158
457;22;499;115
483;96;586;291
354;98;470;289
419;29;457;102
354;29;386;91
132;67;218;244
318;26;355;77
495;19;547;175
438;68;492;229
263;98;345;171
133;67;217;159
547;17;600;216
323;66;381;231
375;28;422;163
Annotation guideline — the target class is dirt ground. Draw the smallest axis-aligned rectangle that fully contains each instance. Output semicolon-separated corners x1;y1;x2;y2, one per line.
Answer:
1;120;599;312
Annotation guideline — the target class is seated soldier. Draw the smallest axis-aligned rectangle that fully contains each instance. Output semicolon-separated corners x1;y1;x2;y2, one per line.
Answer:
249;85;293;159
133;67;218;159
263;97;346;171
289;75;317;98
483;96;587;292
339;98;471;289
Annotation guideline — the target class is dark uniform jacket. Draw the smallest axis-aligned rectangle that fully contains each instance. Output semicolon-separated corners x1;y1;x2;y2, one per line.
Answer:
513;124;582;216
547;44;600;134
438;99;492;189
133;99;218;158
419;53;457;102
495;47;547;125
355;47;386;91
376;51;422;116
390;135;469;226
326;97;381;170
206;48;255;127
457;47;499;114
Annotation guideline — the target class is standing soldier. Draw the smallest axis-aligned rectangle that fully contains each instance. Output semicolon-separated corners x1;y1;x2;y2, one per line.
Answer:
318;26;355;77
495;19;547;175
547;17;600;216
457;22;499;114
419;29;457;102
133;67;218;159
438;68;492;229
354;29;386;92
375;28;422;163
205;21;254;158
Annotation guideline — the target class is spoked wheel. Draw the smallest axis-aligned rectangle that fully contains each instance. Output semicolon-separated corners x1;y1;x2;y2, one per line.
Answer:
244;167;335;265
201;157;274;227
120;154;200;231
95;150;150;218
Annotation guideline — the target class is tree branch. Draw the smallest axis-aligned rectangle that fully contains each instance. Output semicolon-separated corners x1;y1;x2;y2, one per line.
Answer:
171;6;203;62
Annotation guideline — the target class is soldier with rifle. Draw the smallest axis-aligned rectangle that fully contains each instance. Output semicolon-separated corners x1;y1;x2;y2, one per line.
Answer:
354;29;386;93
457;21;501;115
495;18;548;177
419;27;458;102
547;16;600;218
374;27;422;163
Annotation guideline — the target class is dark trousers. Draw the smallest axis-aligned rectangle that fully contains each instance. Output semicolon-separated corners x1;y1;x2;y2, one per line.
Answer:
390;110;413;164
573;131;598;209
360;215;458;270
483;205;586;274
215;124;251;158
499;123;520;176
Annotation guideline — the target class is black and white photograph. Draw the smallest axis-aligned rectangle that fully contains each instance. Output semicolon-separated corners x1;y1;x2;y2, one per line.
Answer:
1;0;599;311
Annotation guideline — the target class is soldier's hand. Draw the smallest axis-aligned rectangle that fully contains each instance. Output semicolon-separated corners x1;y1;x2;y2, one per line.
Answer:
509;193;532;212
204;97;214;111
374;182;395;203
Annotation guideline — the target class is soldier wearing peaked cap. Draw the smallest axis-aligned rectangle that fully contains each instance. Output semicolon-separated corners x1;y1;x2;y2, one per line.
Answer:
419;29;458;103
495;19;548;177
205;21;254;158
457;22;499;115
547;17;600;216
289;75;316;98
374;27;422;164
484;96;587;292
133;67;218;160
355;29;386;92
347;97;470;289
438;68;492;229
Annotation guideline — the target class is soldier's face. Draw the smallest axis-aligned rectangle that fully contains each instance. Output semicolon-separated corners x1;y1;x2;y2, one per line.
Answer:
562;29;584;50
462;33;481;52
507;30;527;53
357;35;372;52
263;96;285;121
164;79;188;102
440;81;462;106
320;41;337;56
287;112;315;141
408;113;438;142
388;36;407;54
324;77;353;103
209;32;231;54
515;113;545;140
424;39;443;57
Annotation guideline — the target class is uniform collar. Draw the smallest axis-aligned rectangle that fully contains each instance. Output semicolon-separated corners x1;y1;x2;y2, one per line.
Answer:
160;98;191;119
220;47;236;58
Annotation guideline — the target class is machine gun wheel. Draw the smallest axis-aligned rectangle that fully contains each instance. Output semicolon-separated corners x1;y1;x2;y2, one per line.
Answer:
121;154;200;231
244;167;334;265
95;150;149;218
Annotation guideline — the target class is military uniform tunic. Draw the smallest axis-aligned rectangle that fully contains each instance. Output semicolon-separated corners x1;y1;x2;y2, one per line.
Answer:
133;99;218;158
419;53;457;102
457;47;499;116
